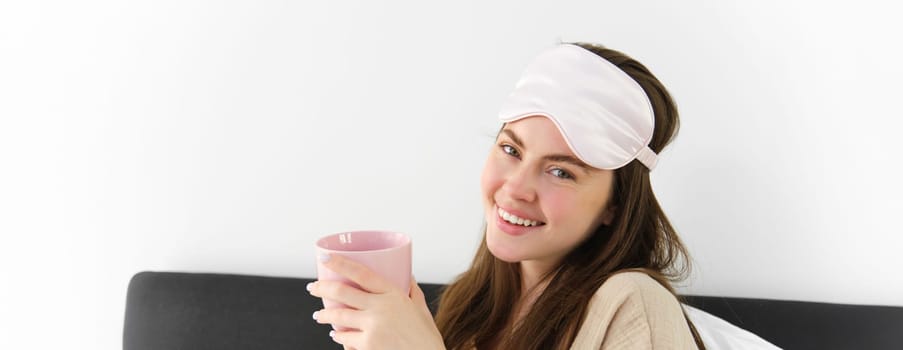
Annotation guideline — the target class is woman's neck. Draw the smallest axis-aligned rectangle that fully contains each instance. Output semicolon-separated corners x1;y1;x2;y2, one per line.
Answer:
487;260;559;348
519;258;558;292
514;259;558;321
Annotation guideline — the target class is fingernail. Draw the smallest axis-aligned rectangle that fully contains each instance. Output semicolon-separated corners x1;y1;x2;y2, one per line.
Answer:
306;282;314;292
312;311;319;320
328;330;335;338
319;253;331;263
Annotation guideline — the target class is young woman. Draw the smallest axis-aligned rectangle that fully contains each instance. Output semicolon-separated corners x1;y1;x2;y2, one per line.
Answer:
308;42;704;350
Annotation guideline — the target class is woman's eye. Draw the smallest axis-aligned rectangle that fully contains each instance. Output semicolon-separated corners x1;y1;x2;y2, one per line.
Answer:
501;144;520;157
550;168;574;180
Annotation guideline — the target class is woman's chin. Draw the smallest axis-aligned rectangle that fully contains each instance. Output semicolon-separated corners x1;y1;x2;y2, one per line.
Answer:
486;231;526;263
488;248;522;263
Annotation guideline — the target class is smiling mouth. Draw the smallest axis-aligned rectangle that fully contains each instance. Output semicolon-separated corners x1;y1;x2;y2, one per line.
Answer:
497;207;546;227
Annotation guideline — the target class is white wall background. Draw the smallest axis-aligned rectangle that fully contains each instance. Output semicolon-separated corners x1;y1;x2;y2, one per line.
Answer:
2;0;901;348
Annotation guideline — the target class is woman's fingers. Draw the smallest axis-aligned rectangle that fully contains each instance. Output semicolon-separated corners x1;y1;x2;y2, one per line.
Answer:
308;280;371;309
320;253;396;294
331;329;365;349
313;307;366;330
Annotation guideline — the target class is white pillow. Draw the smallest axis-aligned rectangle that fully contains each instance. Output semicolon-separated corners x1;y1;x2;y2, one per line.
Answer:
683;305;783;350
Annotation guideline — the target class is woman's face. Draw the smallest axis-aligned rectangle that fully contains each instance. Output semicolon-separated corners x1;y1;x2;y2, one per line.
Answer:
480;116;616;267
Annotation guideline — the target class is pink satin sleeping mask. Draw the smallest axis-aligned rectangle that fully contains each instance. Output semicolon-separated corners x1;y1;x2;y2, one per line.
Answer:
498;44;659;171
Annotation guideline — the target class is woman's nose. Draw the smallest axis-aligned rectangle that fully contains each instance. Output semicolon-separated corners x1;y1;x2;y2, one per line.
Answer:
501;166;537;203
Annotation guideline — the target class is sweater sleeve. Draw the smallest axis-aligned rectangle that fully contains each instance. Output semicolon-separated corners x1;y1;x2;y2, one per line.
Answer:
570;272;698;350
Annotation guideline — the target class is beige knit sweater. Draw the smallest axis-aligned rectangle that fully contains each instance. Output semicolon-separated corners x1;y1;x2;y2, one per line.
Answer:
569;272;699;349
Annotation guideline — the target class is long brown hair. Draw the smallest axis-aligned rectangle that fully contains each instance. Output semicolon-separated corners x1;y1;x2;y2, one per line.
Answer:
434;42;705;349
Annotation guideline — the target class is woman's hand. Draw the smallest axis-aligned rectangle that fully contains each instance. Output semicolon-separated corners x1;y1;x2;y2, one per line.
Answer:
307;253;446;350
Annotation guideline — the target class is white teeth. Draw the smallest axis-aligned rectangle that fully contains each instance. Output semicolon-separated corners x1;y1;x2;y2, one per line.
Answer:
497;207;542;227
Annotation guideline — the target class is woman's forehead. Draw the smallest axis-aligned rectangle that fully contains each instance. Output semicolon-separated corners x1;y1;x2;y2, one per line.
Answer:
501;116;574;155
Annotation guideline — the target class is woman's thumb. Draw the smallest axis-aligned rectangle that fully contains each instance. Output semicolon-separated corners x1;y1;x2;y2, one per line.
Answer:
410;276;426;302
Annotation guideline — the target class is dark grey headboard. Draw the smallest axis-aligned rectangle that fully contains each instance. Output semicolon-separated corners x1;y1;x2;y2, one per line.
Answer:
123;271;903;350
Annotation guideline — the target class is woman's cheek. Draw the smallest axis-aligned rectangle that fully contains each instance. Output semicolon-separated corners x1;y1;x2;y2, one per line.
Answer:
480;155;504;200
540;190;573;223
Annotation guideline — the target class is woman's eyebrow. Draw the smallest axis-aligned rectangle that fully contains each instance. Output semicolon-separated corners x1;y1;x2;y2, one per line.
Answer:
501;128;592;174
543;155;592;173
502;129;525;148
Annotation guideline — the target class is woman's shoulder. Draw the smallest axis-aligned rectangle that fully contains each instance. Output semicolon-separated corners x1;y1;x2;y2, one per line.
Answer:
580;270;685;322
589;270;685;319
594;270;675;302
572;271;696;349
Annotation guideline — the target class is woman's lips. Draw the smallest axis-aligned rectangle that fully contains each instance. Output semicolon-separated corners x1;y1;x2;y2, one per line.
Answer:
494;205;544;236
497;207;543;226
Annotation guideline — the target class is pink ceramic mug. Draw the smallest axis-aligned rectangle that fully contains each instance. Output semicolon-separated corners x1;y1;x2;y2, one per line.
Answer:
315;230;412;312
